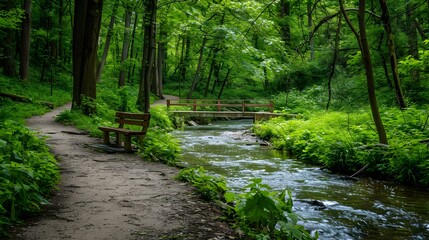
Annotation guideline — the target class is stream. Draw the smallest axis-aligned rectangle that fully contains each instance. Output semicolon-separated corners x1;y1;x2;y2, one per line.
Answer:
173;119;429;240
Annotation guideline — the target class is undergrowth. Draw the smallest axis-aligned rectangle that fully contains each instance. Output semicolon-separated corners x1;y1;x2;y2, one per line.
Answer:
0;73;70;236
0;121;60;236
253;107;429;186
176;167;318;240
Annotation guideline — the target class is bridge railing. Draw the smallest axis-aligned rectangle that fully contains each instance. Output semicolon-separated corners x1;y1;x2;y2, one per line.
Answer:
166;99;274;112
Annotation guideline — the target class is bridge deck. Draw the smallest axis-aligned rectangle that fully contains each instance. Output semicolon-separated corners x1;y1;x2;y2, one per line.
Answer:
171;110;284;121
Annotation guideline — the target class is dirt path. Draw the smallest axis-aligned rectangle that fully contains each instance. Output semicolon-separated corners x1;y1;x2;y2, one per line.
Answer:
9;103;237;240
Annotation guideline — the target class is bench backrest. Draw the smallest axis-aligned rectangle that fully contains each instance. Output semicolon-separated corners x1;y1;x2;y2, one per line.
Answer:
115;112;151;132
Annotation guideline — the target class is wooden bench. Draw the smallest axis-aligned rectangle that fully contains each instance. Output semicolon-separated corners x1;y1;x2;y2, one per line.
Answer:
98;112;151;151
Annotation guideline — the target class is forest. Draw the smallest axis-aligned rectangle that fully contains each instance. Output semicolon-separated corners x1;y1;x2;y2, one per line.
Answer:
1;0;429;239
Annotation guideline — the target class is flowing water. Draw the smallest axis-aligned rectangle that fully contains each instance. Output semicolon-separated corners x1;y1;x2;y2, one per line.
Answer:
173;119;429;240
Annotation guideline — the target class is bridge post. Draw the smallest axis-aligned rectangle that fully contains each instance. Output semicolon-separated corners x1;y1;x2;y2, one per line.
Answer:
193;100;197;111
167;100;171;108
269;100;274;112
242;100;245;112
217;99;221;111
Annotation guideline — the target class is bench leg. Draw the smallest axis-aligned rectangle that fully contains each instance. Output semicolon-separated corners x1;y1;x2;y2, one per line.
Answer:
103;131;110;145
115;133;121;147
124;136;132;151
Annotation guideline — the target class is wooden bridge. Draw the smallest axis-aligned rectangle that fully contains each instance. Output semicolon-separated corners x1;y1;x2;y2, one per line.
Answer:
166;99;284;122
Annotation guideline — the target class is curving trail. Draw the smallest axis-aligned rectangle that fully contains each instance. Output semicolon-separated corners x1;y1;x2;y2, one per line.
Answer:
10;102;236;240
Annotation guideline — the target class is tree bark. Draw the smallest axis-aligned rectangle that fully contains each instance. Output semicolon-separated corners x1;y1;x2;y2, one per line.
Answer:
156;24;166;98
2;0;16;77
217;67;232;99
379;0;407;109
187;36;207;99
72;0;103;115
204;50;214;98
96;0;119;83
58;0;64;60
307;0;315;60
136;0;157;113
406;0;420;83
19;0;32;81
279;0;291;48
118;6;132;87
326;15;341;110
128;11;139;84
357;0;388;144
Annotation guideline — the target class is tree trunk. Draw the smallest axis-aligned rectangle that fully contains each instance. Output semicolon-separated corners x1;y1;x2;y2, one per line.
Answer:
118;6;132;87
204;50;215;97
136;0;157;113
2;0;16;77
406;0;420;83
128;11;139;84
211;62;222;94
156;24;166;98
72;0;103;115
217;68;232;99
151;23;158;94
58;0;64;60
187;36;207;99
279;0;291;48
326;15;341;110
307;0;315;60
3;30;16;77
379;0;407;109
179;36;191;95
96;0;119;83
357;0;388;144
19;0;32;82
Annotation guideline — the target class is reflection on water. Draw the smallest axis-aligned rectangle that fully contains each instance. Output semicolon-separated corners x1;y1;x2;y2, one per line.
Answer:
173;119;429;240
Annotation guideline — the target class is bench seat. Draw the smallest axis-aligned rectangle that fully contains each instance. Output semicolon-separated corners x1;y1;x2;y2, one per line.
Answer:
98;112;151;151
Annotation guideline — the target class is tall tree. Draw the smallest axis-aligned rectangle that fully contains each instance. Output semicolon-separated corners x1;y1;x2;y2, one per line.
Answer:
378;0;407;109
279;0;291;48
118;3;132;87
340;0;388;144
187;35;207;99
136;0;157;113
96;0;119;83
1;0;19;77
72;0;103;115
307;0;315;60
406;0;420;83
19;0;32;81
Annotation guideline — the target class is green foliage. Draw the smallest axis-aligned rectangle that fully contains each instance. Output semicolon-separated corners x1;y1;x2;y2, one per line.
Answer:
0;8;24;29
138;129;180;166
55;109;105;137
253;107;429;186
176;167;227;201
177;168;316;239
149;106;175;130
273;87;326;114
232;179;317;240
0;121;59;236
0;74;72;124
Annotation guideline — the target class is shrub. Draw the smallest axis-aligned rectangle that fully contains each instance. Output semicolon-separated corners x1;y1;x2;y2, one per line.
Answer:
176;168;317;239
0;121;59;236
138;129;180;166
253;107;429;186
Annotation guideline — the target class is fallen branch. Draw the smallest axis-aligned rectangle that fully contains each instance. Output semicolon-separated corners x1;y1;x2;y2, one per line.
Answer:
350;163;370;178
0;92;55;109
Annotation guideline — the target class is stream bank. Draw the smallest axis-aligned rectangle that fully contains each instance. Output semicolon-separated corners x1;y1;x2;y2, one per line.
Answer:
173;119;429;240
